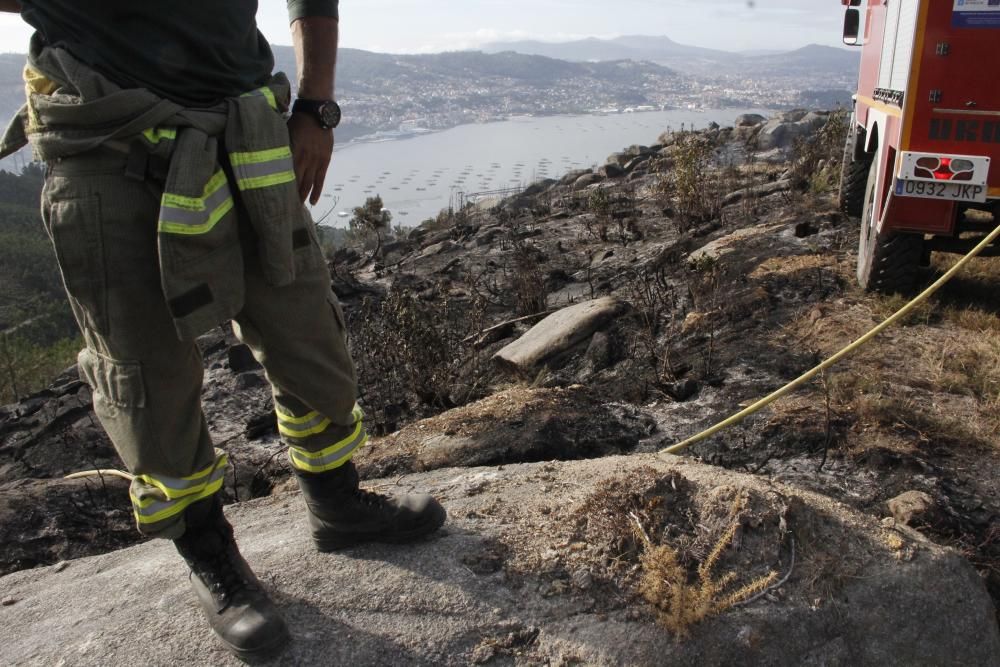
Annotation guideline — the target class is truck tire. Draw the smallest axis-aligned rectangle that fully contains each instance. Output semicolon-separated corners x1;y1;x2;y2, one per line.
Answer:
839;124;871;219
857;160;923;293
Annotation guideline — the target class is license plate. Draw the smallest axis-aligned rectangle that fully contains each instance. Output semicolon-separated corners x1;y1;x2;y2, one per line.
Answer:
894;179;987;203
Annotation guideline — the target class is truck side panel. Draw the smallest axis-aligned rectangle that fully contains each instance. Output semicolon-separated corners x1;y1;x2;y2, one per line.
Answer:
857;1;886;97
878;0;921;91
855;0;909;230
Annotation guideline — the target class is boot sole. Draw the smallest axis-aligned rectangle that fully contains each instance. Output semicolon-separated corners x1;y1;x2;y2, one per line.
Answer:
313;506;447;553
221;625;291;661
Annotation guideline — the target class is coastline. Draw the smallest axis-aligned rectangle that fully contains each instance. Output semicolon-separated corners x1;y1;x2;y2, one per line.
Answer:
340;105;711;149
321;106;774;225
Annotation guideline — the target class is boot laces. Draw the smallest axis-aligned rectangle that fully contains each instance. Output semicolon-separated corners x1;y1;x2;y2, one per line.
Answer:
209;549;246;601
193;529;251;607
354;486;394;510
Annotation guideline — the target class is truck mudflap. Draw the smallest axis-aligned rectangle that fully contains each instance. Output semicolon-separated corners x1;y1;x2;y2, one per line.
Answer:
880;192;956;236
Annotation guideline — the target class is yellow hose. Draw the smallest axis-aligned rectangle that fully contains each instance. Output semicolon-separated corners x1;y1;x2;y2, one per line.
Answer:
661;222;1000;456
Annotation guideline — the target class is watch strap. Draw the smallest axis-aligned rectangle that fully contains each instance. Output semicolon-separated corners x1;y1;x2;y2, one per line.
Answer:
291;98;340;129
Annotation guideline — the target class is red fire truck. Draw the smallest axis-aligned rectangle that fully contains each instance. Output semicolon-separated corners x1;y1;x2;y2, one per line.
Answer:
838;0;1000;292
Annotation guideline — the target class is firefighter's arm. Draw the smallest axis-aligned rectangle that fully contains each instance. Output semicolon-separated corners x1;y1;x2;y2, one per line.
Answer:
288;14;339;205
0;1;22;12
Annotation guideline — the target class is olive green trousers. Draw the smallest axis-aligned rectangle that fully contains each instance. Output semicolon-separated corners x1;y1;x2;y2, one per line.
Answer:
42;149;363;539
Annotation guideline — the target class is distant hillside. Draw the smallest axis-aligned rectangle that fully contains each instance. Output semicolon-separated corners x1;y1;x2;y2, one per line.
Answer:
272;46;690;140
481;36;859;81
741;44;861;78
483;35;735;65
273;47;679;92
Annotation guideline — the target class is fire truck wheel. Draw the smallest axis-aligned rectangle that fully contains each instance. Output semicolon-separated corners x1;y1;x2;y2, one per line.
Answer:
839;152;871;219
857;160;923;294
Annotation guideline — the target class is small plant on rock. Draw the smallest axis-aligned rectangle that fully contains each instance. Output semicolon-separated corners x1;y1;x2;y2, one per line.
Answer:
586;188;612;242
634;496;780;640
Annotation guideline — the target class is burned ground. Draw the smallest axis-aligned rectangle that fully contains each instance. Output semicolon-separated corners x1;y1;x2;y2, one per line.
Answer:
2;112;999;634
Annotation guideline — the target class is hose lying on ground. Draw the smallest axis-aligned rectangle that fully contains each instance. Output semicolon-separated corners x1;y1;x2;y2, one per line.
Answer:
64;469;134;482
662;222;1000;457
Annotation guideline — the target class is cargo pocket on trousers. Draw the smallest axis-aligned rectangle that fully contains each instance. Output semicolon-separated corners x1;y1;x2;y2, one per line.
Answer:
44;194;109;334
77;347;147;409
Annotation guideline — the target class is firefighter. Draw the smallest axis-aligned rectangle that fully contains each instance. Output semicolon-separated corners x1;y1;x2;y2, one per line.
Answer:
0;0;445;658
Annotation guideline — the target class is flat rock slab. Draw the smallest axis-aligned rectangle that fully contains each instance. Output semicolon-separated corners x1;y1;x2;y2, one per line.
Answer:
357;386;656;477
3;455;998;666
721;179;792;206
493;297;630;378
688;222;784;262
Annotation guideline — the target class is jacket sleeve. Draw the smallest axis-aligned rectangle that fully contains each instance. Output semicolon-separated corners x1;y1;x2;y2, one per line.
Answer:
287;0;339;21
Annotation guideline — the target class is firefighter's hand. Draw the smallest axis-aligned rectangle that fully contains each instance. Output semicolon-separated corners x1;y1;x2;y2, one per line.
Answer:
288;112;334;205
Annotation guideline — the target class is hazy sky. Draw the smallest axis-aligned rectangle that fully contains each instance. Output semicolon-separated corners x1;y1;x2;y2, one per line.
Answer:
0;1;846;55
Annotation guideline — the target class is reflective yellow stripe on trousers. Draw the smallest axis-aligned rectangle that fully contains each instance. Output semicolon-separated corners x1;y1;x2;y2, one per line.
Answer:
280;404;367;473
275;403;363;440
130;453;228;526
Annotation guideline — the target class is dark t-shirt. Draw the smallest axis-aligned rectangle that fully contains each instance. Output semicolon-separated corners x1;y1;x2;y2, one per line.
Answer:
19;1;339;107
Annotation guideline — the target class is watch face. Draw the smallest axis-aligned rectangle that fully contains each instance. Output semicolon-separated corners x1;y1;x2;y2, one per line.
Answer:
319;102;341;129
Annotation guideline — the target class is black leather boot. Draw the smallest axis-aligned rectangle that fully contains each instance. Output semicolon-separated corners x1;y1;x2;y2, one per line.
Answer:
295;461;446;552
174;496;290;659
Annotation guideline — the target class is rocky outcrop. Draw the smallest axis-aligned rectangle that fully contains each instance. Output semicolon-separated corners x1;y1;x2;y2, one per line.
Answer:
2;455;997;666
421;240;459;257
755;110;830;151
599;163;625;179
559;169;591;186
573;172;604;190
357;386;656;477
493;297;631;378
721;178;793;206
735;113;767;127
888;491;944;528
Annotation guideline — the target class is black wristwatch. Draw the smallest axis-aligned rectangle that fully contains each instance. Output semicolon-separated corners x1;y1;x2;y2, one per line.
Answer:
291;98;341;130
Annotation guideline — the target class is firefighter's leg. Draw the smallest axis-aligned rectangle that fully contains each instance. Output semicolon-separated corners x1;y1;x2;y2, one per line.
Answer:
232;221;360;461
232;213;445;550
43;151;288;658
43;151;221;539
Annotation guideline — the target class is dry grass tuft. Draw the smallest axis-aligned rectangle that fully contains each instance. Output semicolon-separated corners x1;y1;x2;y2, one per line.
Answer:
870;292;935;326
944;306;1000;333
854;394;997;450
923;340;1000;404
579;479;792;640
635;496;779;639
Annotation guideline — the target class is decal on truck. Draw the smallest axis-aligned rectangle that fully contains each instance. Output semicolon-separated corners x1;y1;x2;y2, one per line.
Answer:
953;0;1000;28
929;118;1000;143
